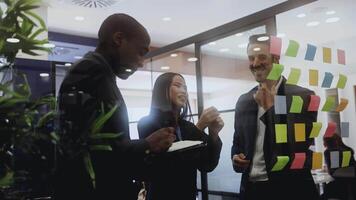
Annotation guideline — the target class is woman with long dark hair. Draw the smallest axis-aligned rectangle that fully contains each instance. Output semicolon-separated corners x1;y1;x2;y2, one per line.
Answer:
138;72;223;200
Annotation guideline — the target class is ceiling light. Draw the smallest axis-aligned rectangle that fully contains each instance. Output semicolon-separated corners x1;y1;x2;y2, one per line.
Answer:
187;57;198;62
253;47;261;52
39;73;49;77
160;66;170;70
326;10;336;15
65;63;72;67
75;16;85;21
277;33;286;38
257;36;269;41
125;69;132;73
74;56;83;59
208;42;216;46
170;53;178;57
235;33;243;37
219;48;230;52
325;17;340;23
162;17;171;22
306;21;320;27
6;38;20;43
43;43;56;48
297;13;306;18
238;43;248;48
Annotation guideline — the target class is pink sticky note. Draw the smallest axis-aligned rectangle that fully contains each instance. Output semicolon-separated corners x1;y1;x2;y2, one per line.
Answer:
290;153;306;169
337;49;346;65
325;122;337;138
308;95;321;111
270;36;282;56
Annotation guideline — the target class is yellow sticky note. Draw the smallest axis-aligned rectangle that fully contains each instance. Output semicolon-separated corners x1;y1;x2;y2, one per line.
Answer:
335;98;349;112
336;74;347;89
322;96;336;112
323;47;332;64
275;124;287;143
271;156;290;171
342;151;351;167
286;68;301;85
267;63;284;80
309;122;322;138
290;96;303;113
309;69;319;86
312;152;323;170
295;123;306;142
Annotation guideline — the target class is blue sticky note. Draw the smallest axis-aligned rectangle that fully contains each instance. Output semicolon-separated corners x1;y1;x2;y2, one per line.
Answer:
305;44;317;61
275;95;287;114
321;72;334;88
330;151;339;169
341;122;349;137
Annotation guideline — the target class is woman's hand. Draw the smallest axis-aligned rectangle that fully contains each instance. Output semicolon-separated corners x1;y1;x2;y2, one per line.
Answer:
196;107;219;131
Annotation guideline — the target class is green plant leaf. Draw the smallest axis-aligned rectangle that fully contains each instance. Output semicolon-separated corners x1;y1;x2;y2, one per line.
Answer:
89;132;123;140
89;145;113;151
50;131;60;143
36;110;55;128
90;104;118;135
24;10;46;29
83;153;96;189
0;171;14;187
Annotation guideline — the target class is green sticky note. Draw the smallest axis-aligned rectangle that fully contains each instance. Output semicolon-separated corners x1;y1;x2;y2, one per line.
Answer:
322;96;336;112
285;40;300;57
275;124;287;143
336;74;347;89
286;68;301;85
290;96;303;113
271;156;290;171
267;63;284;80
309;122;322;138
342;151;351;167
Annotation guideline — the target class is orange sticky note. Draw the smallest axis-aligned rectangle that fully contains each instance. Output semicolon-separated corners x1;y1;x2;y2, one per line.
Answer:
290;153;306;169
295;123;306;142
309;69;318;86
308;95;320;112
323;47;332;64
312;152;323;170
324;122;337;138
270;36;282;56
335;98;349;112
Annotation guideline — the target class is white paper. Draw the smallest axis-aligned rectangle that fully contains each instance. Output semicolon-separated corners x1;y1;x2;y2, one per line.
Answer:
167;140;203;152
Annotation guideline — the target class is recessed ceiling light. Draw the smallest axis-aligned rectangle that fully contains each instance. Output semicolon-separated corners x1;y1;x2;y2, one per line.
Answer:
277;33;286;38
75;16;85;21
297;13;306;18
187;57;198;62
6;38;20;43
160;66;170;70
325;17;340;23
326;10;336;15
235;33;243;37
208;42;216;46
257;36;269;41
43;43;56;48
219;48;230;52
74;56;83;59
125;69;132;73
162;17;171;22
39;73;49;77
170;53;178;57
238;43;248;48
253;47;261;52
65;63;72;67
306;21;320;27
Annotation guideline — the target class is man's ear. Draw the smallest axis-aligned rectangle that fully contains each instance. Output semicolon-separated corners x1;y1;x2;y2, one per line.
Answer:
112;32;124;47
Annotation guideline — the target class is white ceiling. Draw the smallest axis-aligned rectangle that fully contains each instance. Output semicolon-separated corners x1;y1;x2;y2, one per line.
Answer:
47;0;286;46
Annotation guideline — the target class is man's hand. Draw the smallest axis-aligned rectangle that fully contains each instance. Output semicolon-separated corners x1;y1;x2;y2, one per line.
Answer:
208;116;224;139
253;83;276;110
196;106;220;131
232;153;250;169
145;127;176;153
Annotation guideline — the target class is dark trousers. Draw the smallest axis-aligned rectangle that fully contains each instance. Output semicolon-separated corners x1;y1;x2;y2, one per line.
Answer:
245;179;320;200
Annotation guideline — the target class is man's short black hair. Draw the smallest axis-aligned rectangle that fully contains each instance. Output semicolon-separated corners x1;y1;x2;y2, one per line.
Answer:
98;13;148;47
